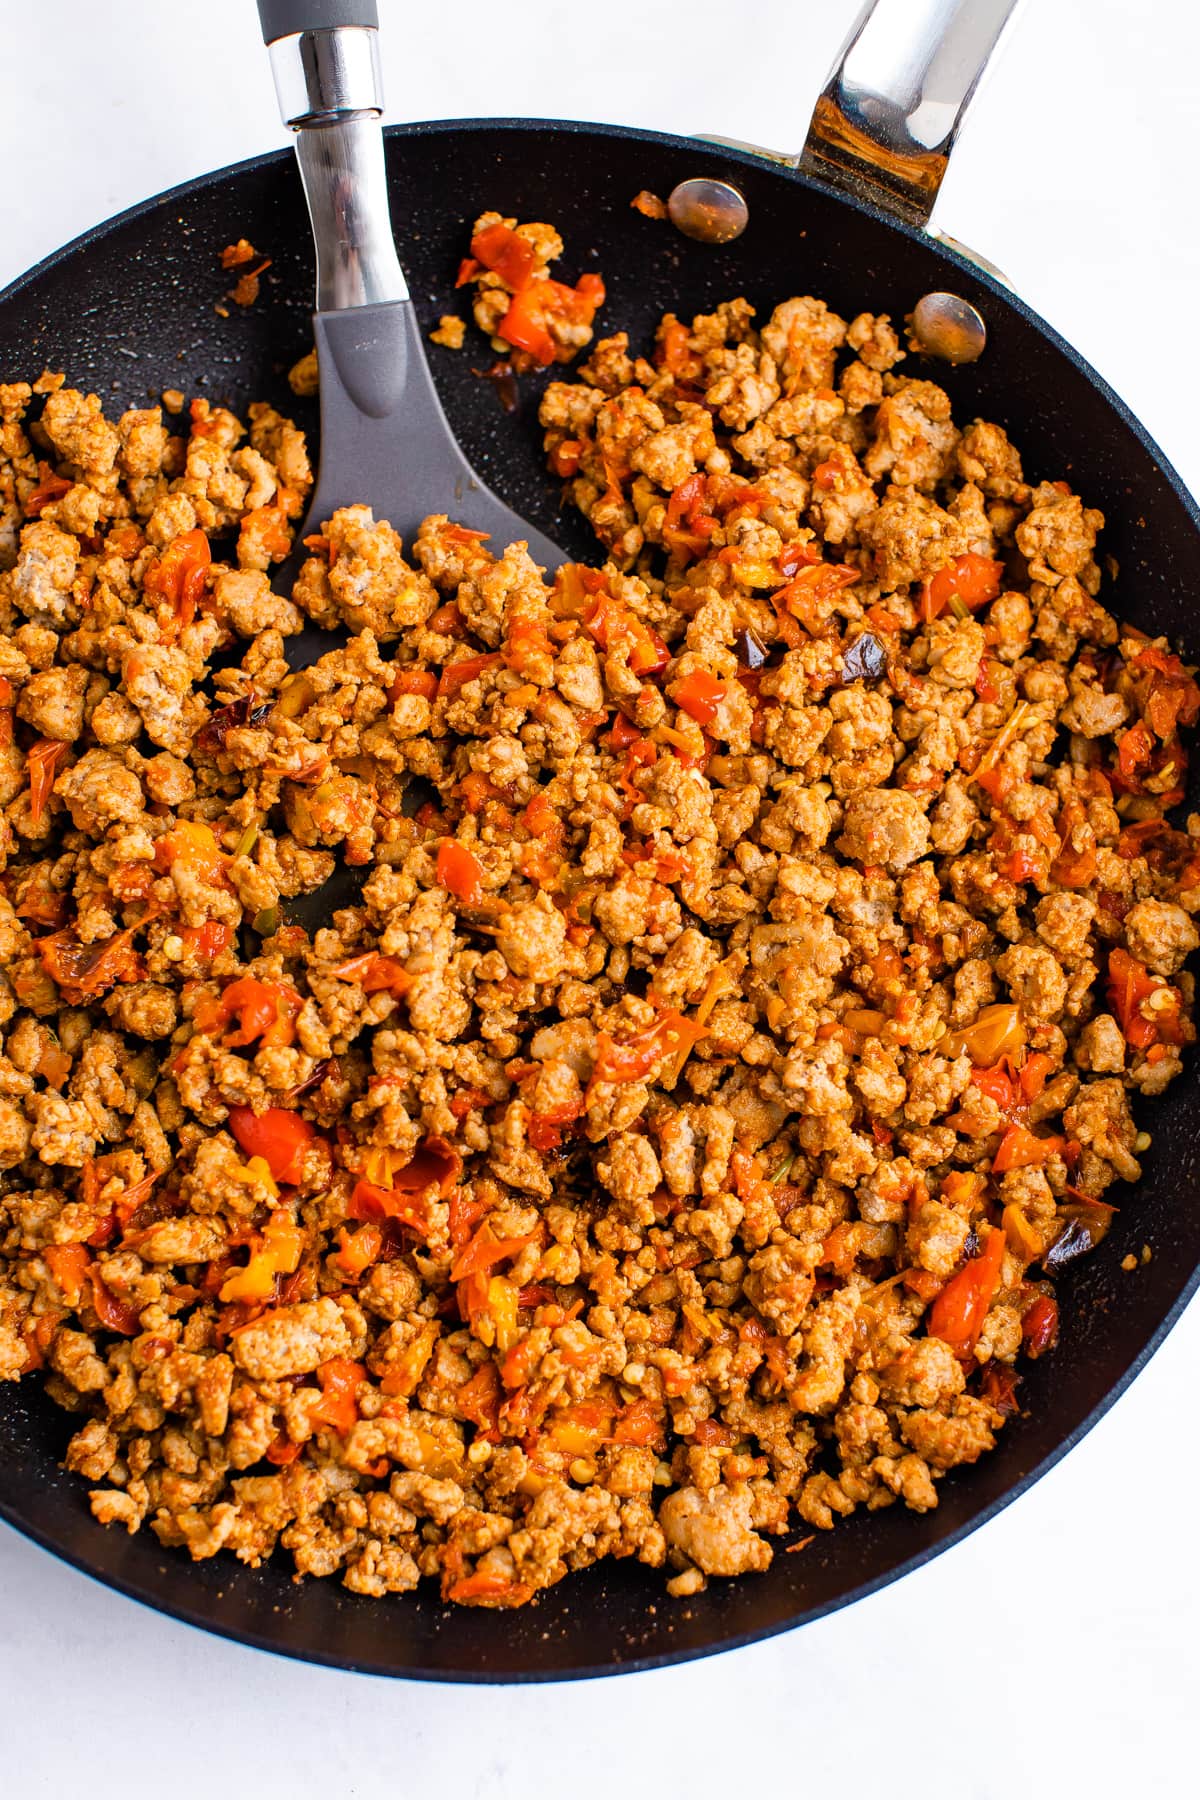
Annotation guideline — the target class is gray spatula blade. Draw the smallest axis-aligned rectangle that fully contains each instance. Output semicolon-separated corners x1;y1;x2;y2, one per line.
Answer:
306;302;564;571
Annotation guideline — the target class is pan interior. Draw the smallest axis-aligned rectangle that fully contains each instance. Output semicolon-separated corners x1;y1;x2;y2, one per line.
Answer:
0;119;1197;1680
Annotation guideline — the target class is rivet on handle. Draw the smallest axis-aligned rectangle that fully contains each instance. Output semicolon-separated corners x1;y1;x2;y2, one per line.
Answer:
909;292;987;364
668;178;750;245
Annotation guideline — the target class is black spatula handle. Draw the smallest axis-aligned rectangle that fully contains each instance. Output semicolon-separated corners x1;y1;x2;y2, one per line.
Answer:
257;0;378;42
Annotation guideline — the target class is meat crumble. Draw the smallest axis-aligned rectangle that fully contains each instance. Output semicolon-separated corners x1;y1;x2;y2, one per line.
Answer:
0;269;1197;1610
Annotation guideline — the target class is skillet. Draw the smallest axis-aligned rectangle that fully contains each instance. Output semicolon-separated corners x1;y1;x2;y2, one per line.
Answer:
0;0;1198;1680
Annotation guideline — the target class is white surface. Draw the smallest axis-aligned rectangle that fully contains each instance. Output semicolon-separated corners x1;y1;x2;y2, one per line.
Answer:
2;0;1198;1792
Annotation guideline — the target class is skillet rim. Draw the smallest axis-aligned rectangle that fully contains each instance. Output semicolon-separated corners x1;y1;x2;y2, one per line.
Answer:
0;115;1197;1682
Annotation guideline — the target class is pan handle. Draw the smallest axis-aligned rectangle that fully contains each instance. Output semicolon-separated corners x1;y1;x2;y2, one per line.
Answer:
262;10;408;309
799;0;1022;228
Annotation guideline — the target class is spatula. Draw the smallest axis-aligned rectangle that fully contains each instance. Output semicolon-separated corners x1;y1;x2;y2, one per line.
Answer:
256;0;562;566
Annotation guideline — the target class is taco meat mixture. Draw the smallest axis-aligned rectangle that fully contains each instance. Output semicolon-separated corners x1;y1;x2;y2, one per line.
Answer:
0;218;1198;1606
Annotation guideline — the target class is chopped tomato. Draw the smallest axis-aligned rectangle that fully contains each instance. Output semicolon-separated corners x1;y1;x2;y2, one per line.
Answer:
865;604;905;634
44;1242;92;1307
583;590;670;677
387;667;438;702
503;615;557;675
450;1222;536;1283
195;976;303;1049
1133;644;1200;739
36;924;144;1003
1107;946;1184;1050
179;920;234;962
154;819;228;888
549;438;584;478
454;1360;502;1434
143;527;211;629
992;1124;1067;1173
90;1270;142;1336
448;1189;488;1248
307;1358;366;1438
347;1181;432;1237
497;275;605;367
772;561;860;635
219;1209;304;1303
1049;800;1097;887
590;1011;708;1087
671;669;728;727
1019;1052;1055;1103
331;951;413;999
470;221;538;290
920;553;1004;621
26;739;68;830
656;318;698;377
436;839;484;906
238;497;292;563
437;652;502;698
455;256;480;287
1022;1293;1059;1357
335;1221;384;1278
927;1227;1006;1358
389;1136;462;1198
444;1570;533;1607
975;659;1000;704
265;1436;302;1466
227;1106;318;1185
24;461;72;517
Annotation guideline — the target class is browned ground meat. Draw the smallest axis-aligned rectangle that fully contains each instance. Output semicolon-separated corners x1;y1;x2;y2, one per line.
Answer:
1;264;1197;1611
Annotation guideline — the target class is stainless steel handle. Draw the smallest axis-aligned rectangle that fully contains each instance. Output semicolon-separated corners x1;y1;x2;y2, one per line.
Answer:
267;24;407;309
799;0;1022;228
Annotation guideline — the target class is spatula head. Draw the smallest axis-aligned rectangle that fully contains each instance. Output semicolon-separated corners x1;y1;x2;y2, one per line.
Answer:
305;300;564;570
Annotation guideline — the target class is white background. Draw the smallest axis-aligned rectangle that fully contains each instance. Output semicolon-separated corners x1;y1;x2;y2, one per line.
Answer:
1;1;1198;1793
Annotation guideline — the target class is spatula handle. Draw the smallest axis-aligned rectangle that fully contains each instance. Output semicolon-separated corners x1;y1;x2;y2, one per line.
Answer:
261;7;408;310
257;1;378;42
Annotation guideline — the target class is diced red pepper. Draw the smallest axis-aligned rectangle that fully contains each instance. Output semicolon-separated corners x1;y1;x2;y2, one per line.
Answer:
455;257;480;287
450;1222;536;1283
437;652;502;698
24;461;72;517
195;976;303;1049
497;275;605;366
228;1106;318;1185
436;839;484;906
590;1011;708;1087
387;667;438;702
348;1181;432;1237
390;1136;462;1197
36;925;144;1004
992;1124;1067;1173
1022;1293;1059;1357
1107;946;1184;1050
920;553;1004;622
90;1270;142;1336
307;1358;366;1438
44;1243;92;1307
335;1221;384;1278
179;920;234;962
26;739;69;830
143;527;211;629
470;221;538;291
454;1360;502;1433
331;951;413;999
607;713;644;750
671;669;728;727
583;591;670;676
927;1227;1006;1358
549;438;584;478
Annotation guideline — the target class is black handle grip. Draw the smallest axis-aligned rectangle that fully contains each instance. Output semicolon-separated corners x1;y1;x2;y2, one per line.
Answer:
257;0;379;42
